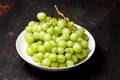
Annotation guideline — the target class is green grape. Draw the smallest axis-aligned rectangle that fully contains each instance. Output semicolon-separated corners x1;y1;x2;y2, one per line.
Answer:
32;24;38;32
42;23;49;31
38;45;45;53
26;47;34;56
62;28;71;34
24;33;34;44
36;41;43;45
47;27;54;35
37;12;46;21
52;19;57;27
28;21;35;27
37;25;42;32
54;26;62;35
72;55;78;63
50;40;57;47
73;42;82;52
57;54;65;63
33;32;39;39
25;26;32;33
52;34;58;40
61;34;69;41
49;53;57;62
66;60;74;67
44;52;50;58
57;19;66;29
77;37;83;42
42;58;51;67
39;31;46;40
65;53;72;60
57;47;64;54
75;51;87;59
82;34;89;41
58;40;66;48
51;62;58;68
31;43;39;52
43;33;52;41
80;40;88;48
76;27;85;37
52;47;58;53
44;41;52;51
55;37;62;43
70;33;78;41
32;53;44;62
68;21;74;28
66;40;74;47
59;63;66;68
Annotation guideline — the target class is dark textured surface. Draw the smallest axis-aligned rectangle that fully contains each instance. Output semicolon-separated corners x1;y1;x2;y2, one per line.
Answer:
0;0;120;80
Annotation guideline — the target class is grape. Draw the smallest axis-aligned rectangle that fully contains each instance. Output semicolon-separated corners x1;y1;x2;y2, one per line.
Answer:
58;40;66;48
72;55;78;63
42;23;49;31
73;42;82;52
49;53;57;62
51;62;58;68
44;52;50;58
66;60;74;67
65;53;72;60
57;19;66;29
80;40;88;48
57;47;64;54
57;54;65;63
66;40;74;47
33;32;39;39
70;33;78;41
38;45;45;53
44;41;52;51
32;53;44;62
24;11;90;69
42;58;51;67
26;47;34;56
31;43;39;52
43;33;52;41
62;28;70;34
37;12;46;21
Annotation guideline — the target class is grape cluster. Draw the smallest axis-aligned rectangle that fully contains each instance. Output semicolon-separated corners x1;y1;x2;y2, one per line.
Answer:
24;12;90;68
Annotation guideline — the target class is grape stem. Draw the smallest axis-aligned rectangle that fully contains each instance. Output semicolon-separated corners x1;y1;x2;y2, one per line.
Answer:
54;5;65;19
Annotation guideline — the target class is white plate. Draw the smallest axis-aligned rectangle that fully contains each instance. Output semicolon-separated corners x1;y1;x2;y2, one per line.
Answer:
16;24;95;71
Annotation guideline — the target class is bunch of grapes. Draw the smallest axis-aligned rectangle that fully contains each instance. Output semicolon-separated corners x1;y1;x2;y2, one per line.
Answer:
24;11;90;68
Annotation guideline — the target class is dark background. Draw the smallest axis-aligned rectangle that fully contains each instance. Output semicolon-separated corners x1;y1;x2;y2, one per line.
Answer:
0;0;120;80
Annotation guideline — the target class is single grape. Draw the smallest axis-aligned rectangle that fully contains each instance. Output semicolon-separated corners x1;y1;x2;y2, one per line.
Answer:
33;32;39;39
42;58;51;67
61;34;69;41
44;41;52;51
59;63;66;68
31;43;39;52
38;45;45;53
25;26;32;33
62;28;71;34
57;19;66;29
37;25;42;32
24;33;34;44
52;47;58;53
49;53;57;62
37;12;46;21
26;47;34;56
44;52;50;58
58;40;66;48
54;26;62;35
28;21;35;27
51;62;58;68
32;53;44;62
57;54;65;63
42;23;49;31
72;55;78;63
57;47;64;54
65;53;72;60
80;40;88;48
66;40;74;47
73;42;82;52
39;31;46;40
43;33;52;41
66;60;74;67
50;40;57;47
47;27;54;35
70;33;78;41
